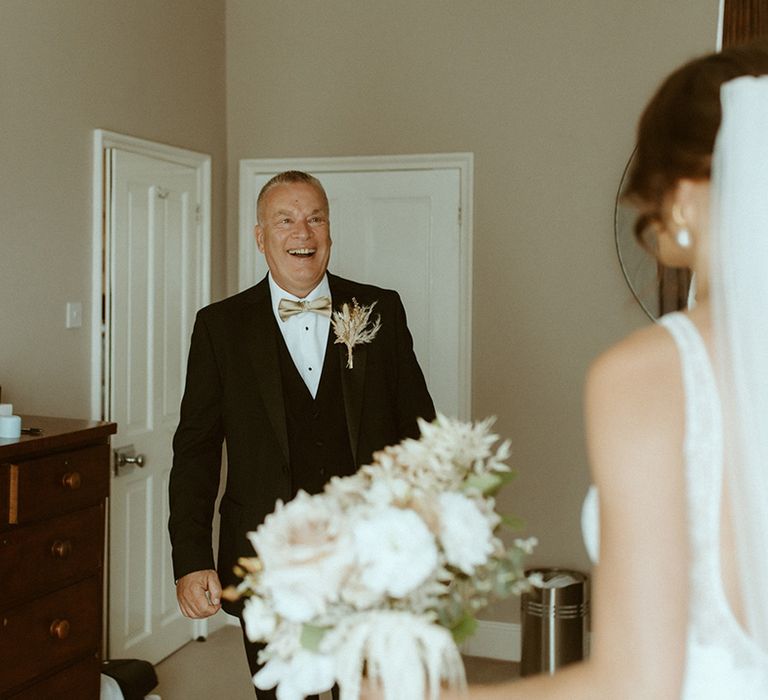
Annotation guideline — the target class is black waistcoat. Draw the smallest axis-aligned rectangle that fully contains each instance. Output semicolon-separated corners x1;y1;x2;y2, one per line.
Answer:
276;328;356;498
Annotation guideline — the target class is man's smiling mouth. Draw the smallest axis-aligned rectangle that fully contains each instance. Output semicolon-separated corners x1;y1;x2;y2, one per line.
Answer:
288;248;316;257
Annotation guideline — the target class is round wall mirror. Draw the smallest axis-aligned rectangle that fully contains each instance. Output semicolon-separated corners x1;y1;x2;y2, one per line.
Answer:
614;149;659;321
614;149;693;320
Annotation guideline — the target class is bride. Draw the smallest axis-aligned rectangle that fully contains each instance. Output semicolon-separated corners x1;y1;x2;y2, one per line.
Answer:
457;44;768;700
367;43;768;700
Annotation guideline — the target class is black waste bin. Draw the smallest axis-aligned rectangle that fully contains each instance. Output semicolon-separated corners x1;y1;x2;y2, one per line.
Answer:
520;568;589;677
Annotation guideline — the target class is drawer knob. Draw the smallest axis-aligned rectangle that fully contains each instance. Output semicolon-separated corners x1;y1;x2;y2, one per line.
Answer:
49;619;71;640
62;471;82;490
51;539;73;558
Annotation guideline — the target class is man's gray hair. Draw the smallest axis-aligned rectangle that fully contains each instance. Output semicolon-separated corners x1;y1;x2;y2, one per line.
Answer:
256;170;329;224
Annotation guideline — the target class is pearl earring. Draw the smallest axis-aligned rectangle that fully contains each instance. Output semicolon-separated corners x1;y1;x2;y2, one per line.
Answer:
675;228;692;249
672;204;692;249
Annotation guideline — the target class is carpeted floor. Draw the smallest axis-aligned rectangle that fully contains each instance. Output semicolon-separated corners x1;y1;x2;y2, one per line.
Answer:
153;624;519;699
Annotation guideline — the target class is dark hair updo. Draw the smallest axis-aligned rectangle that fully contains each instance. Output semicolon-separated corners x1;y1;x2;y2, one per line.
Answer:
624;42;768;243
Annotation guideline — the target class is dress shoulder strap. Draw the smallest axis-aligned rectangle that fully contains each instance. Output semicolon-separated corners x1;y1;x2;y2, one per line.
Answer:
658;312;722;455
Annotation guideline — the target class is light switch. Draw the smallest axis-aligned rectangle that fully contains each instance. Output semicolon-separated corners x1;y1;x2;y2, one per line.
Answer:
66;301;83;329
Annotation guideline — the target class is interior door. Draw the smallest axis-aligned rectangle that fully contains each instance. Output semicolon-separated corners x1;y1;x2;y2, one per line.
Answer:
239;159;470;419
106;147;208;663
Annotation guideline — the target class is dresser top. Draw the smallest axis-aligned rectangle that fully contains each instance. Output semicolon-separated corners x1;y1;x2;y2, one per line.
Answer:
0;415;117;461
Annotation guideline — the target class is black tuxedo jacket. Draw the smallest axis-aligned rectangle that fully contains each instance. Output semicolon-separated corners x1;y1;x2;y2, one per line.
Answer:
169;273;435;610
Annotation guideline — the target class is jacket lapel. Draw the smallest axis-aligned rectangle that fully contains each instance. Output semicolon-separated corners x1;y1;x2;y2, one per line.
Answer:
330;274;367;463
244;279;289;464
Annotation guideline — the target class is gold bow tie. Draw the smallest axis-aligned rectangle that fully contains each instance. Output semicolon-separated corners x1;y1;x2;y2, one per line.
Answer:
278;296;332;321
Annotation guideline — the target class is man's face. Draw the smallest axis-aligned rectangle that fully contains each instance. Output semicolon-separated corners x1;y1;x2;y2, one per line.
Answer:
255;182;332;297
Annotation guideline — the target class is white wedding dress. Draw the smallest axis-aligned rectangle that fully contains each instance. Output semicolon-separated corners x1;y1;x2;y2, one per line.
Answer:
581;312;768;698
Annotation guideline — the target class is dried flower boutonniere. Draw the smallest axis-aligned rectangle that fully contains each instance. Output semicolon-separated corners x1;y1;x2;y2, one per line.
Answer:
332;298;381;369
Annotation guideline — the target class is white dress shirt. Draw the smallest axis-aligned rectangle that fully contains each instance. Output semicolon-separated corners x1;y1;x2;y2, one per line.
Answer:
268;273;331;398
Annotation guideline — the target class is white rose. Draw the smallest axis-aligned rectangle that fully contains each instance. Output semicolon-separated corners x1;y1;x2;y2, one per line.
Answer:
438;492;495;574
242;595;277;642
339;575;385;610
352;506;438;598
249;491;354;622
253;649;335;700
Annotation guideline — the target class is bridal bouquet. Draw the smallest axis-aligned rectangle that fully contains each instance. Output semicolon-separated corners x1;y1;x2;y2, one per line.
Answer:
225;414;536;700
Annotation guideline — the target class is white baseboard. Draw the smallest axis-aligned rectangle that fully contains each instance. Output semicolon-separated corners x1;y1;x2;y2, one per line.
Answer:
224;612;521;662
462;621;520;662
224;611;242;627
194;610;235;639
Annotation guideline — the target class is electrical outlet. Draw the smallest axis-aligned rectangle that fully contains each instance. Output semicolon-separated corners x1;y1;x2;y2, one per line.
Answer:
66;302;83;329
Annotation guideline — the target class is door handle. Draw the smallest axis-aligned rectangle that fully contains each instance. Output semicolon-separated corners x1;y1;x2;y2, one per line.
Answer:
119;453;145;467
114;445;147;474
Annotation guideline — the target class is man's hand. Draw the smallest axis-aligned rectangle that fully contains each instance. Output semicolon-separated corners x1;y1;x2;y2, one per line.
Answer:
176;569;222;618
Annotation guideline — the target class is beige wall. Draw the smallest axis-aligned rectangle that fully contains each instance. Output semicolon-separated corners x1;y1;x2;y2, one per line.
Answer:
226;0;720;621
0;0;720;627
0;0;227;418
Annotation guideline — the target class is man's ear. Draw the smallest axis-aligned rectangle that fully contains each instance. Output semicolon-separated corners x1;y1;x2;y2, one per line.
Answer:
254;225;264;253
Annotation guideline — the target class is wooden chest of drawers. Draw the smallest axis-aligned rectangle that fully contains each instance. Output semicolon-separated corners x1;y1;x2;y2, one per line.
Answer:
0;416;116;699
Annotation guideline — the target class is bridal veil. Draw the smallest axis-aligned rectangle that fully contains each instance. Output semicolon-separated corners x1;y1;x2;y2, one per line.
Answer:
710;74;768;653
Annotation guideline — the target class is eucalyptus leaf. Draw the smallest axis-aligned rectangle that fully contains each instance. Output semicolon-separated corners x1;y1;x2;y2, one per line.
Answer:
450;613;478;644
301;623;329;651
500;513;525;530
466;470;516;497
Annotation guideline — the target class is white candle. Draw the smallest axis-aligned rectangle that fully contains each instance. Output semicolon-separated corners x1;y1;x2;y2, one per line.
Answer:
0;414;21;439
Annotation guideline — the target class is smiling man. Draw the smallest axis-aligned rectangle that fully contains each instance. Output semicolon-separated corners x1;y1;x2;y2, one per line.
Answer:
255;176;331;298
168;171;435;699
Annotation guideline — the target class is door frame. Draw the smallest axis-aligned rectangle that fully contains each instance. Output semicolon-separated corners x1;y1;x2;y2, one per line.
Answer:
91;130;212;422
91;130;213;650
238;153;473;420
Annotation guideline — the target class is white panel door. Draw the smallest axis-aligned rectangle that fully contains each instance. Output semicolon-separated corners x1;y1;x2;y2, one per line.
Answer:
239;157;471;419
107;148;206;663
